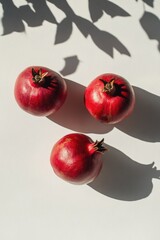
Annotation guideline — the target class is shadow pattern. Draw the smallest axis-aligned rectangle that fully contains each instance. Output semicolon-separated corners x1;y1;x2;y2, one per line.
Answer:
52;0;131;57
0;0;131;58
1;0;159;77
0;0;57;35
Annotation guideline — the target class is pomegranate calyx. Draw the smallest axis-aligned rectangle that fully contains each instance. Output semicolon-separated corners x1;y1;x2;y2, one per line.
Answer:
32;68;48;84
100;78;116;95
93;138;107;153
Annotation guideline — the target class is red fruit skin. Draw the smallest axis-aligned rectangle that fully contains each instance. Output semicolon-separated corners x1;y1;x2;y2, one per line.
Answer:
84;73;135;124
50;133;104;185
14;66;67;116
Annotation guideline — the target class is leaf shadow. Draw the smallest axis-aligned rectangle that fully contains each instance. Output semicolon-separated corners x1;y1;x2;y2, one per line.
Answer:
75;16;131;57
89;143;160;201
60;55;80;76
0;0;57;35
116;86;160;142
135;0;154;7
140;10;160;51
88;0;130;23
0;0;25;35
20;0;57;27
47;78;113;134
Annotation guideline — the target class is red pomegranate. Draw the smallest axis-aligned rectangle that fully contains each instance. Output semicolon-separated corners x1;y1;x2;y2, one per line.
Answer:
84;73;135;124
50;133;107;184
14;66;67;116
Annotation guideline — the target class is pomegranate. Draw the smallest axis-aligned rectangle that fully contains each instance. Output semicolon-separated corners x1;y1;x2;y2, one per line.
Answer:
84;73;135;124
50;133;107;184
14;66;67;116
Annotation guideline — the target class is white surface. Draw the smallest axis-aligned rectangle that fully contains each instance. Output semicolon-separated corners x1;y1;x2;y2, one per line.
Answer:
0;1;160;239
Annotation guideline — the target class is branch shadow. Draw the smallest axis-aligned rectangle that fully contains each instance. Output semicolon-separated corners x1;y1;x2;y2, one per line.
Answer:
1;0;159;79
47;78;113;134
0;0;131;59
89;143;160;201
53;0;131;58
116;86;160;142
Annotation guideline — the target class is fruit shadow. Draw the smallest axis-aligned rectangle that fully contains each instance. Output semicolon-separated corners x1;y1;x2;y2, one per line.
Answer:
48;79;113;134
89;143;160;201
116;86;160;142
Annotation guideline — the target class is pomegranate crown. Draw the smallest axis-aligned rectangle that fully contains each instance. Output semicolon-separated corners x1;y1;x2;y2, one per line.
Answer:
93;138;107;153
32;68;48;84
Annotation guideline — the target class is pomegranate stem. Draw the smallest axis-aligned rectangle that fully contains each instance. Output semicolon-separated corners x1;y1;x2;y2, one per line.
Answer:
93;138;107;153
32;68;48;84
99;78;116;95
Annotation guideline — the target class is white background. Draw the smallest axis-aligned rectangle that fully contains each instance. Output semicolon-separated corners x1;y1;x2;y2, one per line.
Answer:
0;0;160;239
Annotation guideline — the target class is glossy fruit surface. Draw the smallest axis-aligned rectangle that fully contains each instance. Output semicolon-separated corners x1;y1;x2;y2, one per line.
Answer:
84;73;135;124
50;133;106;185
14;66;67;116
